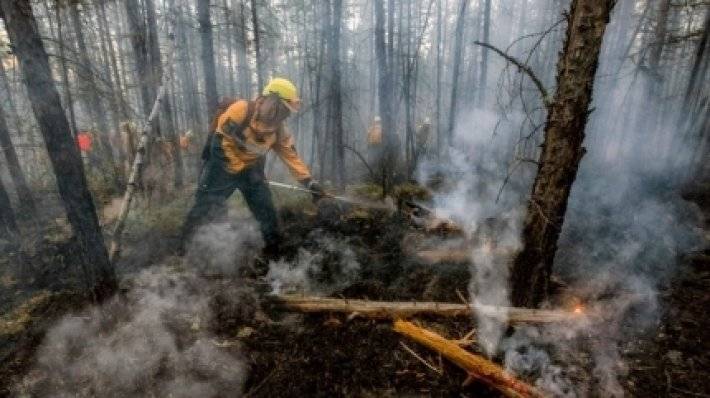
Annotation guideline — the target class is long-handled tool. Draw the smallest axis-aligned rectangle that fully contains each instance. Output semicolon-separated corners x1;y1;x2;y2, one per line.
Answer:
267;180;393;210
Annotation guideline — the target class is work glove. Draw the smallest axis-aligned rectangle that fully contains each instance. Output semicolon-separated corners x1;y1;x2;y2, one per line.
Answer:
304;179;327;203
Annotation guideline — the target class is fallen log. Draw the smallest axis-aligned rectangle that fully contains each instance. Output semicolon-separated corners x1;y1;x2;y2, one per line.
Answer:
271;295;584;323
393;320;546;398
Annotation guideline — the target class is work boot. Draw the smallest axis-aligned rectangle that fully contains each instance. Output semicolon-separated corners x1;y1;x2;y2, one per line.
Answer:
249;242;280;277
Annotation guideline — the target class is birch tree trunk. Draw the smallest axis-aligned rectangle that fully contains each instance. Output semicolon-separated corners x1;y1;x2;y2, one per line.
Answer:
511;0;616;308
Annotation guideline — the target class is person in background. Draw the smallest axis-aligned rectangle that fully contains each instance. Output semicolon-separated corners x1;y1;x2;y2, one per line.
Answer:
366;116;383;166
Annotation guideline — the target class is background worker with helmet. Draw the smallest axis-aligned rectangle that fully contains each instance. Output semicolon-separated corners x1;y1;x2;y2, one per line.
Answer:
179;78;325;257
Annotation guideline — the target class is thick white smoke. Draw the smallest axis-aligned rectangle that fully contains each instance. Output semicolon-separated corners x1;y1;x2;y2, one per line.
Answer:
415;3;704;395
265;230;361;295
16;266;248;397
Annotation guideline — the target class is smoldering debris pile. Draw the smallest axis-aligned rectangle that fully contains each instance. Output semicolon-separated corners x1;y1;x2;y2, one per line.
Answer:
3;172;706;397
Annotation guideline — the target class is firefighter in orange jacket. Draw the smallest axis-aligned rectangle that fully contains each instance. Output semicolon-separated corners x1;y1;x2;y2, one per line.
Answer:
179;78;324;256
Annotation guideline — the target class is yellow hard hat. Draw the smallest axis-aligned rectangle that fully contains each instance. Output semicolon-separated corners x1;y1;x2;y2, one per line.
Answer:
262;77;299;102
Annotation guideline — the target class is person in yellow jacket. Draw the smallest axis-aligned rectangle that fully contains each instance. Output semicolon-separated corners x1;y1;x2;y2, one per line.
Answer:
179;78;324;256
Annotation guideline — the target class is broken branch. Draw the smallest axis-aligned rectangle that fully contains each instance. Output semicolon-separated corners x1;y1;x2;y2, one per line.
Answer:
473;41;551;108
271;295;583;323
393;320;546;398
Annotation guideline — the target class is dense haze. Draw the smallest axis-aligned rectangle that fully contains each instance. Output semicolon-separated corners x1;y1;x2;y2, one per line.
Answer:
1;0;708;396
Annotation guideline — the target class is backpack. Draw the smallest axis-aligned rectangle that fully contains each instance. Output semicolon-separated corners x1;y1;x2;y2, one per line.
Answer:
200;99;255;162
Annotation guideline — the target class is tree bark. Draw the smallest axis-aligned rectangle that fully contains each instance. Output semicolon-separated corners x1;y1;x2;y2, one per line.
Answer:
235;0;252;96
0;105;36;214
511;0;616;308
125;0;154;117
446;0;469;146
69;3;120;187
0;0;116;298
329;0;345;189
198;0;220;117
145;0;184;189
250;0;265;90
435;0;443;160
0;174;18;242
374;0;398;194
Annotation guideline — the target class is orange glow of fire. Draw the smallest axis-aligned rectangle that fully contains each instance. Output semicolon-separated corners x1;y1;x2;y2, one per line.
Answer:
573;305;584;314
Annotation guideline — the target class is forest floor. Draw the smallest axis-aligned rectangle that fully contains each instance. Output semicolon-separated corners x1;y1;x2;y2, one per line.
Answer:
1;183;709;397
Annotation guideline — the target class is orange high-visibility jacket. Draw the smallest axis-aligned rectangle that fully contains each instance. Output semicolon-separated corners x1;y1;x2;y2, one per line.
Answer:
214;100;311;181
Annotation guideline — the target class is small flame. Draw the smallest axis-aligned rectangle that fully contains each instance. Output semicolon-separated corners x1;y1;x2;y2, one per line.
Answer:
573;305;584;314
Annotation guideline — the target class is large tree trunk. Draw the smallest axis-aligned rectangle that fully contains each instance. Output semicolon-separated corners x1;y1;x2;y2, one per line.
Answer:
511;0;616;308
0;105;35;214
446;0;469;146
198;0;219;117
0;0;116;298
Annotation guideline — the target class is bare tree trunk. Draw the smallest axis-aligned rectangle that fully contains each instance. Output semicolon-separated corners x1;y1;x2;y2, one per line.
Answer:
69;3;120;188
446;0;469;146
95;0;127;180
125;0;155;116
478;0;491;106
198;0;220;116
375;0;396;194
682;10;709;111
329;0;345;189
0;44;24;137
435;0;443;160
174;1;202;135
146;0;184;189
0;174;19;242
0;105;36;214
235;0;252;97
0;0;116;298
511;0;616;308
222;0;236;95
250;0;265;90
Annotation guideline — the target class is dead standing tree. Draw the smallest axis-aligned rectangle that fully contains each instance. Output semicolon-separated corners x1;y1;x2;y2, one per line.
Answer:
510;0;617;308
0;0;117;298
198;0;219;117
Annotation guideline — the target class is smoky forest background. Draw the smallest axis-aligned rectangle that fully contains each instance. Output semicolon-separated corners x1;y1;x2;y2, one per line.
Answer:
0;0;709;397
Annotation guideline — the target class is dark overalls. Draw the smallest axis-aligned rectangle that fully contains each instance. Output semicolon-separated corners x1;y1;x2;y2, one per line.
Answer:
180;135;279;249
